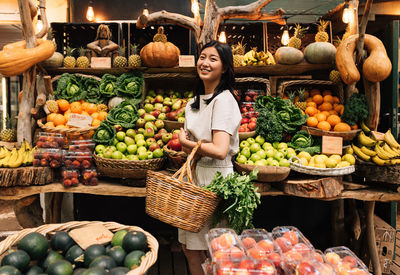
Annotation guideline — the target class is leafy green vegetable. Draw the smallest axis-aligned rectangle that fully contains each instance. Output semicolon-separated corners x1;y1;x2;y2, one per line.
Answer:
341;93;369;126
255;109;283;143
100;74;118;98
106;101;139;129
92;121;116;145
116;73;144;99
287;130;321;154
204;168;261;233
54;73;86;102
83;77;103;104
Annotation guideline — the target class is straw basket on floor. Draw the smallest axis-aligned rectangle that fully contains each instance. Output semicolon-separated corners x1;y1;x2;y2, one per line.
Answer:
0;221;158;275
146;141;220;233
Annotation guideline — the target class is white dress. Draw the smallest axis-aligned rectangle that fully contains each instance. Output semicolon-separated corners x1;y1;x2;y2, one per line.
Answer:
178;90;242;250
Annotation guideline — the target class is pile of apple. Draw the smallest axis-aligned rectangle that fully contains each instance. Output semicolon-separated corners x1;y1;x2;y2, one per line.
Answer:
236;136;294;167
239;103;258;133
141;89;194;122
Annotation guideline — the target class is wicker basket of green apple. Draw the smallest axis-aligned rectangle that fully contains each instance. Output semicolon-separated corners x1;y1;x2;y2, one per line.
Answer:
234;135;291;183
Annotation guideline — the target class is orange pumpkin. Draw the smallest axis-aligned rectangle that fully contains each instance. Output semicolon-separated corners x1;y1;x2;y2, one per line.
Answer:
140;27;180;68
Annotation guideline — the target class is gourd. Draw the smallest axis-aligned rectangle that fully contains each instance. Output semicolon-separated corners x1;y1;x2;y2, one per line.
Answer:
274;47;304;65
140;27;180;68
41;52;64;68
336;34;392;85
0;39;55;76
304;42;336;64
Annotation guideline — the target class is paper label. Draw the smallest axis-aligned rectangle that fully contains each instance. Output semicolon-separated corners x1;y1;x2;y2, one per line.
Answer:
91;57;111;68
179;55;195;67
67;113;93;128
69;224;114;250
322;136;343;155
371;131;385;141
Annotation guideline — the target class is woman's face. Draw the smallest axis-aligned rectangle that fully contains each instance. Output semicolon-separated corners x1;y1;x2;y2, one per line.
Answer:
197;46;224;84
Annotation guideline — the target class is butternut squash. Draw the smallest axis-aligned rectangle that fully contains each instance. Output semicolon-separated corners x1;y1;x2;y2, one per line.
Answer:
0;39;55;77
335;34;392;85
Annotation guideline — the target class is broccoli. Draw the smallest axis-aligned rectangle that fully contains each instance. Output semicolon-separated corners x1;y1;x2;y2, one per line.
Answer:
341;93;369;126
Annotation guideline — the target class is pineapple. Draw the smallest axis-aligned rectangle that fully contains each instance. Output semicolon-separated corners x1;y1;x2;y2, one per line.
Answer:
288;24;308;49
113;47;127;68
97;104;108;112
294;88;307;111
0;115;16;142
76;47;90;68
46;100;59;113
287;90;297;103
47;27;57;49
329;70;342;84
232;39;246;67
63;46;76;68
153;26;167;42
128;44;141;67
315;20;329;42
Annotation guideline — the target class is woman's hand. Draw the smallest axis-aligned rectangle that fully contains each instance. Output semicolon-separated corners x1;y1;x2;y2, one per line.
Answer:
178;128;189;143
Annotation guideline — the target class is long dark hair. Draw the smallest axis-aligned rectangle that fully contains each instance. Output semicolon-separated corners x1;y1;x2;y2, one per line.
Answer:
191;40;238;109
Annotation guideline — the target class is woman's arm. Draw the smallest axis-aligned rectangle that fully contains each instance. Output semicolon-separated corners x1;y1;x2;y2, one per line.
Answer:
179;129;230;160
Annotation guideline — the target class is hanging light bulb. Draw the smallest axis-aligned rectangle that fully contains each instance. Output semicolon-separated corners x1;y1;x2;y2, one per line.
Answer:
36;14;43;33
86;0;95;22
143;3;149;16
342;2;352;24
218;23;227;43
281;25;290;46
191;0;199;16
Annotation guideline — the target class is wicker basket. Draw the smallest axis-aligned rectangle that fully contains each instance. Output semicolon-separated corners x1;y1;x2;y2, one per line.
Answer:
277;79;344;102
289;156;355;176
0;221;158;275
94;154;166;179
234;161;290;183
235;77;271;96
163;145;187;169
146;141;220;233
301;126;361;141
37;118;98;137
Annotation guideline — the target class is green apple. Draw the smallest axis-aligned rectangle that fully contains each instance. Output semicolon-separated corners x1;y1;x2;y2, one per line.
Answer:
97;153;104;158
138;108;146;117
131;155;139;161
236;154;247;164
134;134;145;143
177;117;185;123
124;136;135;146
127;144;138;155
241;147;251;159
266;157;275;164
116;131;126;141
113;138;119;146
158;113;167;120
116;142;127;153
138;151;148;160
255;135;265;145
147;151;154;159
245;160;254;165
103;149;113;159
156;139;164;148
278;142;288;150
144;103;154;113
260;159;268;166
262;142;273;151
287;148;297;159
136;139;147;148
250;143;261;153
279;158;290;167
272;141;280;149
279;148;288;158
250;153;261;162
274;151;284;160
137;146;147;155
111;151;123;159
256;149;266;159
146;138;156;147
137;128;145;135
247;138;256;145
254;160;264;166
154;103;163;110
126;129;136;138
265;149;275;159
122;155;128;160
270;159;280;166
126;154;136;160
153;148;164;158
240;140;250;149
95;144;106;154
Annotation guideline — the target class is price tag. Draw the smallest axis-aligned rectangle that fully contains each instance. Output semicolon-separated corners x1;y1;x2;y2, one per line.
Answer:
179;55;195;67
67;113;93;128
69;224;114;249
322;136;343;155
91;57;111;68
371;131;385;141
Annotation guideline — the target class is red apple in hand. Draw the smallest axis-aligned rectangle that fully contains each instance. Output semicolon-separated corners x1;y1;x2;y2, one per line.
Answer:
168;139;182;151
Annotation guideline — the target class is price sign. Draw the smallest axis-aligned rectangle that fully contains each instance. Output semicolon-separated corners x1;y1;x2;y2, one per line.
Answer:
91;57;111;68
179;55;195;67
371;131;385;141
322;136;343;155
67;113;93;128
69;224;114;249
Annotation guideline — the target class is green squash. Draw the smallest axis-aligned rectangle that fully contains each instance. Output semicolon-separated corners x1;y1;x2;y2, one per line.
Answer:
304;42;336;64
274;47;304;65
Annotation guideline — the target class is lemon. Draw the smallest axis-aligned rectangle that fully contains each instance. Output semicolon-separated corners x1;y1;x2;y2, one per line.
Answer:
297;151;311;161
337;161;351;167
299;157;308;166
345;147;354;155
319;154;329;162
314;155;326;164
325;158;338;168
314;162;326;168
329;155;342;163
342;154;356;165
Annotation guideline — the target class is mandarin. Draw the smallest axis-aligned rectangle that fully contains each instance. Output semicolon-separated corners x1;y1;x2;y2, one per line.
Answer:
91;119;101;127
57;99;70;112
321;111;330;117
327;115;341;127
317;121;331;131
312;94;323;105
315;113;327;122
47;113;57;122
305;106;318;116
319;102;333;111
333;96;340;104
98;111;108;121
53;114;66;126
323;95;334;104
334;122;351;132
81;102;89;111
334;104;344;115
86;103;98;115
91;112;100;120
329;110;338;116
307;116;319;127
307;101;317;108
70;102;82;114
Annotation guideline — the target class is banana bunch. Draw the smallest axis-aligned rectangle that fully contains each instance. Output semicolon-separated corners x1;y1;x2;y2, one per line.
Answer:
352;122;400;166
242;49;276;66
0;141;34;168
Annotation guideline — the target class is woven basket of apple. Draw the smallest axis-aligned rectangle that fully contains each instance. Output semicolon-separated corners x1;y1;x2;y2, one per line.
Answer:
278;79;364;141
234;135;291;183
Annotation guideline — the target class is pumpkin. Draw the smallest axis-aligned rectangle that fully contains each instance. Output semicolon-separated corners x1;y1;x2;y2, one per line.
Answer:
41;52;64;68
140;27;180;68
0;39;55;76
304;42;336;64
274;47;304;65
336;34;392;85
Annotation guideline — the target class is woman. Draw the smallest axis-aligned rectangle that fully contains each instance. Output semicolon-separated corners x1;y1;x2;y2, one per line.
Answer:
178;40;242;275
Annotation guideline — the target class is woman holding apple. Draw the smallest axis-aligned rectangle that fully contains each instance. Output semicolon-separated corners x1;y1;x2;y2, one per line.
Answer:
178;40;242;275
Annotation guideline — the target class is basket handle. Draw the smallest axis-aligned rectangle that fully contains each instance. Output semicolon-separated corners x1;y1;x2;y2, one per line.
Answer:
173;141;202;183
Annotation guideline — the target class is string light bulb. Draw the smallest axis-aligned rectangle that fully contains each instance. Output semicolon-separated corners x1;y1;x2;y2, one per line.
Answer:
86;0;94;22
218;23;227;43
281;25;290;46
342;2;352;24
143;3;149;16
191;0;200;16
36;14;43;32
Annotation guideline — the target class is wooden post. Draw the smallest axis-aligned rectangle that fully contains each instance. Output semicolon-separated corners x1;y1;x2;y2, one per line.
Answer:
365;201;381;275
13;195;44;228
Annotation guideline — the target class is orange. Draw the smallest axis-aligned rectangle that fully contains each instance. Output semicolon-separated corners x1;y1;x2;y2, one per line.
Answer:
81;102;89;111
334;104;344;115
329;110;338;116
57;99;70;112
312;94;323;105
85;103;98;115
351;124;358;130
81;111;90;116
317;121;331;131
307;116;318;127
334;122;351;132
315;113;327;122
53;113;66;126
45;121;55;127
47;113;57;122
70;102;82;114
321;111;330;117
91;112;100;120
310;89;321;97
319;102;333;111
322;90;332;96
307;102;317;108
327;115;341;127
305;106;318;117
98;111;108;121
305;97;313;103
333;96;340;104
64;111;71;122
91;119;101;127
323;95;334;104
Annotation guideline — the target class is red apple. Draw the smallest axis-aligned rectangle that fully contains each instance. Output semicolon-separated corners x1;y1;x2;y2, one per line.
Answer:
256;260;275;275
248;121;257;131
171;132;179;140
249;117;257;123
241;117;249;124
296;262;315;275
245;95;252;102
168;139;182;151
